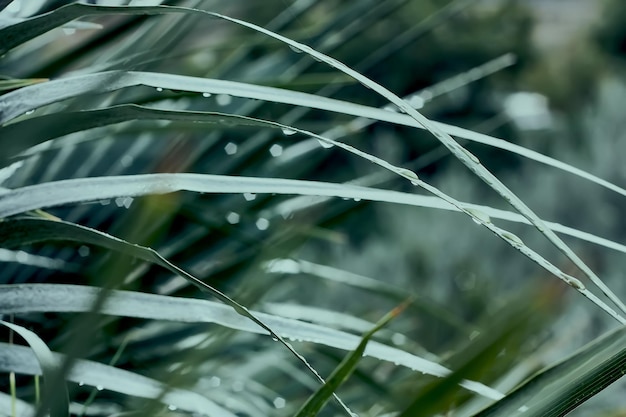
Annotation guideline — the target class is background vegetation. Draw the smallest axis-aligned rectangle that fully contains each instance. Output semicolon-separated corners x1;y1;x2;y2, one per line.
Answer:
2;0;626;416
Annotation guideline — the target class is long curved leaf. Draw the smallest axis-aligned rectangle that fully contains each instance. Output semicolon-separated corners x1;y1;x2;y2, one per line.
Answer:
0;283;503;401
1;173;625;257
2;76;624;207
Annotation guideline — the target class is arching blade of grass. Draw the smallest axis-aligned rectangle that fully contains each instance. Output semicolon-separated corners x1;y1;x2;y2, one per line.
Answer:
0;342;236;417
0;320;69;417
0;282;502;401
1;172;623;324
295;300;410;417
475;326;626;417
2;77;624;208
0;217;354;414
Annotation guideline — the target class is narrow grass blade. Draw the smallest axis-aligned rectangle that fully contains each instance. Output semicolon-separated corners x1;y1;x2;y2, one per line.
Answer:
1;173;624;325
0;320;69;417
2;173;625;258
0;343;236;417
0;282;503;401
475;326;626;417
295;300;409;417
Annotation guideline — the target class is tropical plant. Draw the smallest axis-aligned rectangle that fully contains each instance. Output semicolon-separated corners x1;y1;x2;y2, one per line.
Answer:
1;1;626;416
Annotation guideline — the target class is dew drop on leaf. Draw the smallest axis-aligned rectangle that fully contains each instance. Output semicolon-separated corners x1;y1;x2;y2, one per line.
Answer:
501;231;523;246
466;208;491;224
215;93;232;106
316;139;334;149
396;168;419;182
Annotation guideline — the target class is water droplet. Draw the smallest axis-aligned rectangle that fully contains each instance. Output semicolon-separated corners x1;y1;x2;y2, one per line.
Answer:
156;87;163;92
501;231;524;247
231;380;244;392
273;397;286;409
421;90;433;101
255;218;270;231
271;336;279;341
391;333;406;346
396;168;419;183
78;245;90;257
316;139;334;149
460;147;480;164
215;94;232;106
224;142;238;155
15;250;27;263
408;95;424;109
62;28;76;35
226;212;240;224
24;109;35;115
466;208;491;224
168;405;177;411
202;92;211;97
209;376;221;387
243;192;256;201
353;198;362;202
568;278;586;291
120;154;134;167
78;381;85;386
289;45;303;53
281;127;297;136
269;144;283;157
96;385;104;391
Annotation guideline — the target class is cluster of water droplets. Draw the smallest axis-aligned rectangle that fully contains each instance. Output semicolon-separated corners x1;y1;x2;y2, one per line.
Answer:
114;196;133;209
